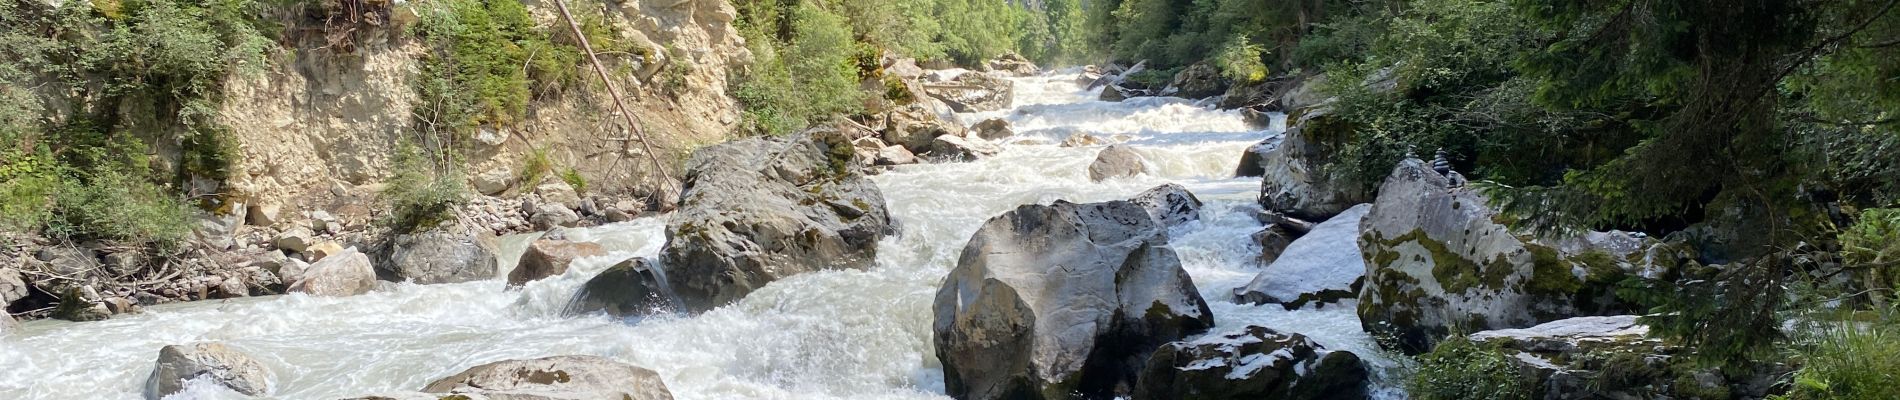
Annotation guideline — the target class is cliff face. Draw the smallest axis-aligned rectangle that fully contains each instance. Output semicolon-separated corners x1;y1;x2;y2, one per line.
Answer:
218;0;747;213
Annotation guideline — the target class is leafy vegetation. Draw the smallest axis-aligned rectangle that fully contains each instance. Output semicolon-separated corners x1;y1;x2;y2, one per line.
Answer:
380;142;469;233
1778;305;1900;400
1407;336;1531;400
411;0;582;137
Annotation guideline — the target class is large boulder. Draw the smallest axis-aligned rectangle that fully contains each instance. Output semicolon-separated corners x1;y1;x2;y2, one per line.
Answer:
1257;110;1372;221
288;247;378;297
1132;325;1369;400
933;197;1215;400
662;128;891;312
567;258;683;317
508;239;606;286
422;355;673;400
144;343;273;400
924;71;1014;113
1087;144;1148;182
1166;63;1228;99
1466;316;1780;400
881;103;965;154
1236;204;1371;309
377;224;501;284
1234;135;1282;177
1357;159;1654;354
1129;183;1203;229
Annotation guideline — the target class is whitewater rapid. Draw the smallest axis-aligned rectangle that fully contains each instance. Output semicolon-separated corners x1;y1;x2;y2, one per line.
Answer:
0;71;1404;399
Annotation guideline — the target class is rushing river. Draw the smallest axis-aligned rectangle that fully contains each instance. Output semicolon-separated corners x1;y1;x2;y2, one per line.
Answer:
0;70;1405;399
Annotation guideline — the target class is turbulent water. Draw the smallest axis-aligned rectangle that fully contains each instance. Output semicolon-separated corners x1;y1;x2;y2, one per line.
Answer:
0;71;1406;400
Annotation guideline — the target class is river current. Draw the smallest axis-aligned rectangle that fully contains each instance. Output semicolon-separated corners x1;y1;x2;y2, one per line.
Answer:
0;71;1405;399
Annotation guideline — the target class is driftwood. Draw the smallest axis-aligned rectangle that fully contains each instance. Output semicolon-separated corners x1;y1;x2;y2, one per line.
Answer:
549;0;677;195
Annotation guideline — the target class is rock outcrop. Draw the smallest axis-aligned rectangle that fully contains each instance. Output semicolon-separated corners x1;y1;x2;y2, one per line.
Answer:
567;258;683;317
1088;144;1148;181
933;197;1214;400
1357;159;1655;353
288;247;378;297
1467;316;1781;400
377;224;500;284
422;355;673;400
881;103;965;154
145;343;273;400
1133;325;1370;400
924;71;1014;113
661;128;891;312
1257;110;1371;221
1166;63;1228;99
508;239;606;286
1236;204;1371;309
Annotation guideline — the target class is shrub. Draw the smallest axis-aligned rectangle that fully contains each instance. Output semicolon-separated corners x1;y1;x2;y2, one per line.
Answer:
1778;311;1900;400
733;1;864;136
1408;336;1533;400
519;146;553;187
413;0;579;136
560;167;586;194
380;143;469;233
1213;34;1268;83
1841;208;1900;290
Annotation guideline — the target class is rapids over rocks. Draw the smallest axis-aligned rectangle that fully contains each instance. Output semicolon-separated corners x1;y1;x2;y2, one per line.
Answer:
0;70;1405;400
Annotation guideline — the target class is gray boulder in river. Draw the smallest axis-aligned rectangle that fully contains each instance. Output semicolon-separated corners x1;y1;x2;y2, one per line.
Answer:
288;247;378;297
1256;109;1373;221
144;343;273;400
1234;203;1371;309
1129;183;1203;229
567;258;683;316
1088;144;1148;182
661;127;891;312
509;239;606;286
376;223;501;284
422;355;673;400
1357;158;1666;354
933;192;1214;400
1132;325;1369;400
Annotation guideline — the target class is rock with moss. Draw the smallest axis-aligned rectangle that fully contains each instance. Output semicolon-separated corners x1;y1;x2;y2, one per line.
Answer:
1236;204;1371;309
1357;158;1657;354
662;127;891;313
1132;325;1370;400
144;343;273;400
1166;63;1229;99
421;355;673;400
1465;315;1780;400
1256;110;1373;221
376;223;500;285
933;197;1215;400
508;239;605;286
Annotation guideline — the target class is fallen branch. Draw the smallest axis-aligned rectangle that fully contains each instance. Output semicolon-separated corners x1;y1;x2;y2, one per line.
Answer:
549;0;676;195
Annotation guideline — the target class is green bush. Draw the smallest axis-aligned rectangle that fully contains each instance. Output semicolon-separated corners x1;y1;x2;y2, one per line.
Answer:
560;167;586;194
380;143;469;233
1408;336;1533;400
1212;34;1268;83
519;146;553;187
413;0;581;136
733;1;864;136
1778;312;1900;400
1842;208;1900;289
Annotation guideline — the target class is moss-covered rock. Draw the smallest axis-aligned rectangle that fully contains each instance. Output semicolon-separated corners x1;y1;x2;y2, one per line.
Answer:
1357;159;1658;354
1466;316;1784;400
1257;109;1373;221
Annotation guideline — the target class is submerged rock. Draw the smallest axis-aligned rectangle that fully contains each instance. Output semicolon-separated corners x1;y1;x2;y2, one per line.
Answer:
144;343;273;400
377;225;500;284
933;197;1214;400
567;258;682;316
1357;159;1654;354
661;128;891;312
422;355;673;400
1088;144;1147;181
289;247;377;297
509;239;605;286
971;118;1014;140
1235;204;1371;309
1133;325;1369;400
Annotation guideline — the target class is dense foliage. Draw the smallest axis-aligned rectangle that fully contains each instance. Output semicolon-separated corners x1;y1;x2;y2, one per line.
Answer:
1407;336;1531;400
0;0;269;248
